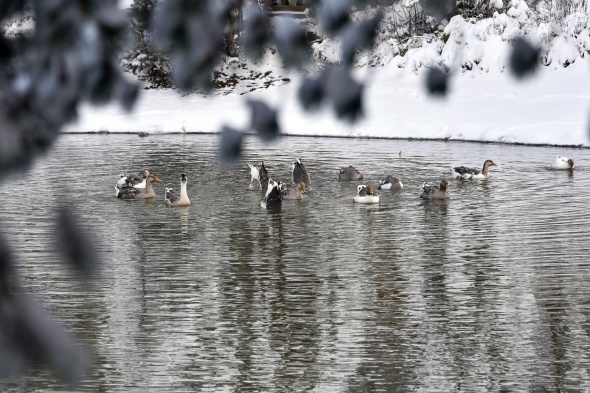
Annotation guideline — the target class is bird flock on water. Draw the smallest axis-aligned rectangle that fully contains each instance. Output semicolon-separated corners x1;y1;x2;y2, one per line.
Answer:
114;156;575;208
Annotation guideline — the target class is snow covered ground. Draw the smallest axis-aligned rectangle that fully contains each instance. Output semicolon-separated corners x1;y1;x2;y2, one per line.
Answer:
68;1;590;147
67;58;590;147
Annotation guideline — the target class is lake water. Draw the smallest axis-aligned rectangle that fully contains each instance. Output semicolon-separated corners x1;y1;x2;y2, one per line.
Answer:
1;134;590;392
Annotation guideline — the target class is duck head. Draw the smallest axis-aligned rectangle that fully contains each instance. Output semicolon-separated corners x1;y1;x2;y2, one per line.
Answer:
568;159;574;170
440;179;450;191
181;173;188;183
147;174;161;183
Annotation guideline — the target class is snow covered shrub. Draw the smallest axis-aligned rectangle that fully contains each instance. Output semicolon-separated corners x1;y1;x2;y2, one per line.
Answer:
1;9;34;40
542;35;580;66
545;0;589;17
121;0;173;89
457;0;504;17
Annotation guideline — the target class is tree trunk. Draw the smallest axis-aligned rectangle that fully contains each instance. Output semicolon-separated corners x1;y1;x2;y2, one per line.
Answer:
225;0;243;58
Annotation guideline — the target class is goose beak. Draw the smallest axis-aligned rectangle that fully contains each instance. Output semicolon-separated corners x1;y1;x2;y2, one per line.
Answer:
301;184;307;193
445;183;450;189
491;162;497;166
154;176;161;182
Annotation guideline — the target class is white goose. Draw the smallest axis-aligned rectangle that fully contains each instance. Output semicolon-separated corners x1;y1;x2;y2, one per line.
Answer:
246;161;269;191
551;156;574;171
353;185;379;204
165;173;191;207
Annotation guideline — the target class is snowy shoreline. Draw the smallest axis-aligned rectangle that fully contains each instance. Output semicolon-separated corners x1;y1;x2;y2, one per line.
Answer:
66;1;590;148
67;60;590;148
61;131;588;149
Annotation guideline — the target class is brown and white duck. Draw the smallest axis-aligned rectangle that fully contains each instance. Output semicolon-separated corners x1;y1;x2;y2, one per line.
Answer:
420;179;450;200
116;169;150;190
353;184;379;204
116;174;160;200
378;176;403;190
551;156;574;171
246;161;269;191
452;160;496;180
280;182;306;200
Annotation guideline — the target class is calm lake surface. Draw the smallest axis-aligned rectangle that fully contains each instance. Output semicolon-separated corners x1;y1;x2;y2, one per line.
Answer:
1;134;590;392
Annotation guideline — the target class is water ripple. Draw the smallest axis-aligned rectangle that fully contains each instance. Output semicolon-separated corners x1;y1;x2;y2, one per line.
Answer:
0;135;589;392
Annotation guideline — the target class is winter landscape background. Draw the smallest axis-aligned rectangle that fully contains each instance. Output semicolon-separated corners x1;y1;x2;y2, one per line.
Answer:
3;1;590;391
55;0;590;147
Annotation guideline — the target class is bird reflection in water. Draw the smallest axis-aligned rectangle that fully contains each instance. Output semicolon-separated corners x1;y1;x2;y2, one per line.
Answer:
179;206;190;235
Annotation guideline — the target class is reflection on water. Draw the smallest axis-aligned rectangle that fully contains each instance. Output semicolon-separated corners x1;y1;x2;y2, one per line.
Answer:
1;134;590;392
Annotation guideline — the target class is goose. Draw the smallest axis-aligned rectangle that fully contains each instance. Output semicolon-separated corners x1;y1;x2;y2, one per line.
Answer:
116;169;150;190
378;176;403;190
260;179;282;209
551;156;574;170
339;166;363;181
292;158;311;186
116;174;128;189
116;174;160;200
165;173;191;206
246;161;269;191
420;179;450;200
353;184;379;204
452;160;496;180
280;182;306;200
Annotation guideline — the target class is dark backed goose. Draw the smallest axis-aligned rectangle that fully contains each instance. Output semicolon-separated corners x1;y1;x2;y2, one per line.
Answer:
117;174;160;200
452;160;496;180
420;179;450;200
292;158;311;186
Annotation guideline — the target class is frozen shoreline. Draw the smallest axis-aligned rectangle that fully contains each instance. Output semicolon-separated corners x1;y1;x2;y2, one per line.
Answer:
67;57;590;148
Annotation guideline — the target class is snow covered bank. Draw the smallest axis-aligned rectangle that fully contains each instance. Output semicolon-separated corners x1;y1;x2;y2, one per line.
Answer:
67;0;590;147
67;56;590;147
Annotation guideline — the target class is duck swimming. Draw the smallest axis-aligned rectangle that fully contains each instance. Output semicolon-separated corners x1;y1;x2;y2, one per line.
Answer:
420;179;450;200
165;173;191;206
551;156;574;171
292;159;311;186
116;174;160;200
260;179;282;209
246;161;269;191
280;182;306;200
452;160;496;180
353;185;379;204
116;170;150;190
339;166;363;181
378;176;403;190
